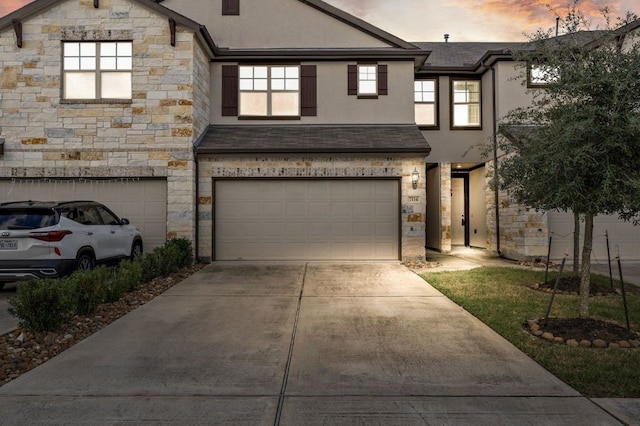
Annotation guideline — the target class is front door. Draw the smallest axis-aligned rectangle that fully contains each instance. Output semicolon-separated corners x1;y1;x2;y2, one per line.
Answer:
451;177;467;246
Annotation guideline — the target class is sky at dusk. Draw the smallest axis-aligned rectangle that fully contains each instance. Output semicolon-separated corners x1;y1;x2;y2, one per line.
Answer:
1;0;638;42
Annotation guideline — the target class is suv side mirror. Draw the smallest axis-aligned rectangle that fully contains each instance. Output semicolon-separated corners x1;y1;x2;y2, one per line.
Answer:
120;218;130;225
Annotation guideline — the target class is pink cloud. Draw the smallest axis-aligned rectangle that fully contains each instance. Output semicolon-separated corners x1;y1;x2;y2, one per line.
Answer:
0;0;33;17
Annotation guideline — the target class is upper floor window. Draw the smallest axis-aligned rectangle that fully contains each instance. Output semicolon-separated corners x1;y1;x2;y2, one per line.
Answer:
63;41;132;100
451;80;481;128
358;65;378;95
239;65;299;116
348;63;387;98
414;79;437;127
528;64;558;87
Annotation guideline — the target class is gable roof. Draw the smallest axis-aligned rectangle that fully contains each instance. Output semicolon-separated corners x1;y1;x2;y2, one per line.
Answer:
195;125;431;155
0;0;218;57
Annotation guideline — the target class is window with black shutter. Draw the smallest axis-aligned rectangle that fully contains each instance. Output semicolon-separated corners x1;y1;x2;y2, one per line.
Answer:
221;65;239;116
348;63;387;98
301;65;317;116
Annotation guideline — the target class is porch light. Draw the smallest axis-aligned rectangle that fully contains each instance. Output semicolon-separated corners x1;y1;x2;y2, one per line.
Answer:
0;139;4;156
411;168;420;189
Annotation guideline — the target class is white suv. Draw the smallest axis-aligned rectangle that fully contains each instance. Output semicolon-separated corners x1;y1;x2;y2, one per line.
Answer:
0;201;143;288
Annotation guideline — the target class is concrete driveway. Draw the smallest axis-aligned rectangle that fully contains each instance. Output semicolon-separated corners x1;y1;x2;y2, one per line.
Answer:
0;262;622;424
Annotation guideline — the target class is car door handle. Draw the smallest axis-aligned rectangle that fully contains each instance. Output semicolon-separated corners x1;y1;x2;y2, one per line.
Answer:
87;232;93;236
111;231;116;234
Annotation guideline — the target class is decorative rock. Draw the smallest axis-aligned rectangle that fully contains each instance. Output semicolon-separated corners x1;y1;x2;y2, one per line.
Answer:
593;339;607;348
553;337;565;344
542;332;555;341
16;333;25;343
533;330;543;337
530;324;540;332
580;340;592;348
630;340;640;348
608;343;620;349
566;339;579;347
619;341;631;349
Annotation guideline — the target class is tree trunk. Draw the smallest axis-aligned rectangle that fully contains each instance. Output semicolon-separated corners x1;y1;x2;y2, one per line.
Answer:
579;213;594;318
573;212;581;275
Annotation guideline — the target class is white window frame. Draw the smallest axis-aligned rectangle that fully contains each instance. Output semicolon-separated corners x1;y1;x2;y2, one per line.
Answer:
239;65;300;117
414;79;437;127
62;41;132;101
451;79;481;129
358;64;378;96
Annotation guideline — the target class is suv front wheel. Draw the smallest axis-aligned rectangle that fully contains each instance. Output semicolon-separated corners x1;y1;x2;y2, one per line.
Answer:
76;252;95;272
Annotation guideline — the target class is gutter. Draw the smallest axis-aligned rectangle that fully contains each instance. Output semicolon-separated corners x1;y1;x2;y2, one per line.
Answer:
490;63;502;256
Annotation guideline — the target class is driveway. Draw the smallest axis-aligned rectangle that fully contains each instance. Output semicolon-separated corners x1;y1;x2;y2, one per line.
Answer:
0;262;621;424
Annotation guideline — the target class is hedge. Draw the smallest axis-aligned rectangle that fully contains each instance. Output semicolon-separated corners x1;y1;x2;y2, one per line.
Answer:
8;238;193;332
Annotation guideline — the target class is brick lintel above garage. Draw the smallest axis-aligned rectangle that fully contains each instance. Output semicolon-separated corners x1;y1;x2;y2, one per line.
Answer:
193;125;431;155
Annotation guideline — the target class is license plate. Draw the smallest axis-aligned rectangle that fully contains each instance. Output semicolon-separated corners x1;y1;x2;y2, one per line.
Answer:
0;239;18;250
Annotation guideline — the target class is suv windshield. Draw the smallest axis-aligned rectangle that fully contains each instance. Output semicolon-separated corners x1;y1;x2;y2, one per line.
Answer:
0;208;57;230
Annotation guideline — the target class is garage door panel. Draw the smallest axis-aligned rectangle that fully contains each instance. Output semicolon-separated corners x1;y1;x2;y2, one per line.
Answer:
215;180;399;260
0;179;167;251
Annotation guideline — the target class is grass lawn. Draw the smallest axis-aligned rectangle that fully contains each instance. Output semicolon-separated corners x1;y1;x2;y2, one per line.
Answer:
420;266;640;398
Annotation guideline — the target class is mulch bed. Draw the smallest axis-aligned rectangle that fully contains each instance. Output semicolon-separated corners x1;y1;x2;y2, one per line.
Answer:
525;317;640;349
530;275;621;296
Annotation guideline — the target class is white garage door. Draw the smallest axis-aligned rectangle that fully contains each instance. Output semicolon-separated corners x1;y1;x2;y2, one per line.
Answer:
547;211;640;261
215;180;399;260
0;179;167;251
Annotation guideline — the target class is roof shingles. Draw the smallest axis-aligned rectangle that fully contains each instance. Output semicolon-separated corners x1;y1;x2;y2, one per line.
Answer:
195;125;431;155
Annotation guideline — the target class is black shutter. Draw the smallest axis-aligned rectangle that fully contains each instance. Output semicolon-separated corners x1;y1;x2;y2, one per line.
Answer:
221;65;238;116
348;64;357;95
378;64;388;95
301;65;317;116
222;0;240;15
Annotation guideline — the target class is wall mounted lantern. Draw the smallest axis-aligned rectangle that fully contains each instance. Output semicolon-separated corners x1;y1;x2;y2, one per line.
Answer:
411;168;419;189
0;139;4;156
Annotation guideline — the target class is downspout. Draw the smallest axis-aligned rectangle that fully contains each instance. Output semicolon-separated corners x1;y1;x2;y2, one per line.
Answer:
193;144;200;262
490;63;502;256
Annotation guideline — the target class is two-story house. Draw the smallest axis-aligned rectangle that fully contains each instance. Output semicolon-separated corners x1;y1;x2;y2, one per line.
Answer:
1;0;638;263
0;0;430;262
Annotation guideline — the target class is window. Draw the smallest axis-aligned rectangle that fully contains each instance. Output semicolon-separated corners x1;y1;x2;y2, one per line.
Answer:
239;65;299;116
222;65;316;118
414;79;437;127
347;64;387;98
528;64;558;87
63;41;132;100
451;80;481;128
358;65;377;95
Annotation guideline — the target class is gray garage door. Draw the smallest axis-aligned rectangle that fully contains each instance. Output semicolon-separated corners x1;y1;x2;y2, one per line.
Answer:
547;211;640;261
215;179;399;260
0;179;167;251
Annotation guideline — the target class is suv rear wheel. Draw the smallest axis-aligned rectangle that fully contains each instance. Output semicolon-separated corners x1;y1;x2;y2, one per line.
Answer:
76;252;95;272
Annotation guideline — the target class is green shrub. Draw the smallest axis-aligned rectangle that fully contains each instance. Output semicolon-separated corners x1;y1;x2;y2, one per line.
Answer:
8;278;73;331
115;259;144;292
165;238;194;268
67;266;110;315
9;238;196;331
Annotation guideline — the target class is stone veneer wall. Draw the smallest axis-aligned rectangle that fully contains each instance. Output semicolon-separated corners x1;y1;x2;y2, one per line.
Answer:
0;0;204;243
439;163;452;253
484;160;549;260
196;155;426;262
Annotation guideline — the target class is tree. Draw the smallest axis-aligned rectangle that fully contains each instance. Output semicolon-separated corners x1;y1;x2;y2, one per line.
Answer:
496;8;640;317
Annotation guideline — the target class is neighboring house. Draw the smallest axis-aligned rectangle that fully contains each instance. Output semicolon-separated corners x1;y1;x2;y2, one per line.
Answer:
0;0;638;262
